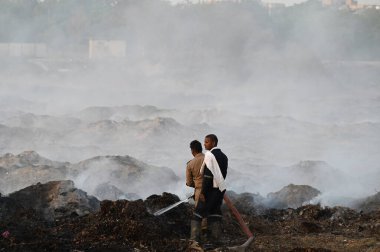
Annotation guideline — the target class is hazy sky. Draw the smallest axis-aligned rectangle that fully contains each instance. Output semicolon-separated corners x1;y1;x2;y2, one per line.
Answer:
168;0;308;6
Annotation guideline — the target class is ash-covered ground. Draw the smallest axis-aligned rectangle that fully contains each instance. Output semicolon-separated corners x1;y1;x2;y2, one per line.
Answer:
1;181;380;252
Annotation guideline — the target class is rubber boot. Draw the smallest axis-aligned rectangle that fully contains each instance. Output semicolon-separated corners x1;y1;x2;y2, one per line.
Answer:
201;218;208;242
189;220;204;251
203;220;222;251
203;220;222;250
190;220;201;241
209;221;222;242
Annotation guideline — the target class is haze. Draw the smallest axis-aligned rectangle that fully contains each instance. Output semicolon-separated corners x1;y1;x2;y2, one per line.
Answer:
0;0;379;205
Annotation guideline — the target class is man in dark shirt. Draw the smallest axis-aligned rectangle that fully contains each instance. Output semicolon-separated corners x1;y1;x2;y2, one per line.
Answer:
190;134;228;249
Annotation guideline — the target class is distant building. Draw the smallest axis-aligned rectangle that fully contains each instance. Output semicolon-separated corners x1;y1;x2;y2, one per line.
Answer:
261;0;286;15
261;0;306;6
88;40;126;60
346;0;359;9
356;0;380;8
263;2;286;8
322;0;345;6
0;43;47;58
322;0;380;9
198;0;242;3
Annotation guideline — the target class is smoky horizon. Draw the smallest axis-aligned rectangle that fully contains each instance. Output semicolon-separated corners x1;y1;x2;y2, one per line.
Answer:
0;0;379;207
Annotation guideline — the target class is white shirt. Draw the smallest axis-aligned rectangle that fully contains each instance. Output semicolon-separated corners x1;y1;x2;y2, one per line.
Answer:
200;147;227;192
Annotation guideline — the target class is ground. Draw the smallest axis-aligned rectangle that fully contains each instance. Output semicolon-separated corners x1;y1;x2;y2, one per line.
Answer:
1;192;380;251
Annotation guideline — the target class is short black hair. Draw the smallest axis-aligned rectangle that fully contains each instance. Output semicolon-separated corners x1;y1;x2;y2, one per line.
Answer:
190;140;202;153
205;134;218;146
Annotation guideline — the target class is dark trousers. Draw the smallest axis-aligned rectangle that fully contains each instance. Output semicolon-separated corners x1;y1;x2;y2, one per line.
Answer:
193;177;225;223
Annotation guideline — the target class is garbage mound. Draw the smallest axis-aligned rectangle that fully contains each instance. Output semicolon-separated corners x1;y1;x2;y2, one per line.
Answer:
0;151;65;168
1;183;380;251
354;191;380;213
0;196;49;250
0;151;69;194
224;191;266;215
94;182;125;200
73;198;189;251
266;184;321;209
8;180;100;221
70;155;179;199
0;151;179;199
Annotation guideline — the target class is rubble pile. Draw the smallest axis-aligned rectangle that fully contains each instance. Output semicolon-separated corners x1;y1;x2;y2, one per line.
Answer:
0;196;51;250
266;184;321;209
0;151;179;199
72;198;189;251
94;182;125;201
1;181;380;251
0;151;69;194
8;180;100;221
239;204;380;251
0;191;193;251
354;191;380;213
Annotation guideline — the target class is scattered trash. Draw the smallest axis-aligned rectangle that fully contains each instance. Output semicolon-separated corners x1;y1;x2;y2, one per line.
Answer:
1;186;380;251
1;230;10;239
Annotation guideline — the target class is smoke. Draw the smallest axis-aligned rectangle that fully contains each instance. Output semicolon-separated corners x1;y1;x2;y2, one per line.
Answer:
0;0;379;206
73;158;120;196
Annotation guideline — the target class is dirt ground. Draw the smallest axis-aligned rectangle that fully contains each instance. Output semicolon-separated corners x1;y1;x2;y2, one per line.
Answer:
1;192;380;251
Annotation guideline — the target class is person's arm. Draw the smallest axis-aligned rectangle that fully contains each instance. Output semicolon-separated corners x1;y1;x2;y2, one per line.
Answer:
186;162;195;187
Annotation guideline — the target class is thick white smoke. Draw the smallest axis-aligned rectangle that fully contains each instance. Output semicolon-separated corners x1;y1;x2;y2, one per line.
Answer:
0;0;379;206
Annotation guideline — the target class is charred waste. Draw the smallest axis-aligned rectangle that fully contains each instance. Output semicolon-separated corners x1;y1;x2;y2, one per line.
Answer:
1;180;380;251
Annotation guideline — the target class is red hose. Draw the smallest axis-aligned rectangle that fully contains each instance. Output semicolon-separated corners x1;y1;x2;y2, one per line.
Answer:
224;194;253;238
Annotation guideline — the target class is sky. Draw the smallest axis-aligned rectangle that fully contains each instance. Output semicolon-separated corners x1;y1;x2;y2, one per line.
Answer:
168;0;309;6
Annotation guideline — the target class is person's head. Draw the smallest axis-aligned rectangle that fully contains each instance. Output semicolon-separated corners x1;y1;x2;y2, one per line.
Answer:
190;140;202;156
204;134;218;150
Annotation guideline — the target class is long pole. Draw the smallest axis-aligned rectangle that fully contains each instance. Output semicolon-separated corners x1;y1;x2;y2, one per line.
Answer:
223;194;254;251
